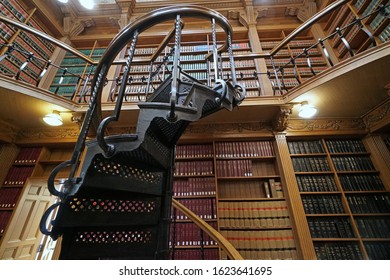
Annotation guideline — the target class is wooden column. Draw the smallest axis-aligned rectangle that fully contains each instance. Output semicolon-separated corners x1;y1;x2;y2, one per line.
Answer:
239;2;273;95
363;134;390;189
273;133;316;259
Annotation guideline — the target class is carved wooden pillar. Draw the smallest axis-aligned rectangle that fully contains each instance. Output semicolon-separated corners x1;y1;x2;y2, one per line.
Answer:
239;1;273;95
38;36;72;90
273;133;317;259
363;134;390;188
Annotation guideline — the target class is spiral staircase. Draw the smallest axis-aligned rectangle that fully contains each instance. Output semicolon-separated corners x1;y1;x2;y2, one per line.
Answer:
40;5;245;260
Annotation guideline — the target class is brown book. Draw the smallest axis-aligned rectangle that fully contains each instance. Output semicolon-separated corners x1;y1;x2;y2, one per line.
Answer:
274;181;284;198
269;178;277;198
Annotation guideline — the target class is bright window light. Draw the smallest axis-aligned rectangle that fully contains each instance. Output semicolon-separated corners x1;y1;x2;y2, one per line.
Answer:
57;0;69;3
79;0;95;9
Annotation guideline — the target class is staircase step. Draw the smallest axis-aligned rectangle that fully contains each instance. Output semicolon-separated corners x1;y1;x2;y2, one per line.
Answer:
59;226;159;259
52;192;161;228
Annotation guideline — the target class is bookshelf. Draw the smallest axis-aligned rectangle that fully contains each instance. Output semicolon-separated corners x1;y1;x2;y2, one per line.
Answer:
49;45;105;101
288;138;390;259
0;146;41;241
112;35;255;102
31;145;75;178
215;140;298;260
260;30;327;93
324;0;390;61
0;0;55;84
171;143;219;260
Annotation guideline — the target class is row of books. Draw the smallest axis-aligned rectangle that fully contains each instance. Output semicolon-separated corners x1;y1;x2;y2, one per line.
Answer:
307;217;355;238
3;166;34;185
173;177;215;197
266;56;325;67
339;174;385;191
176;144;213;158
332;156;375;171
216;159;253;177
0;188;22;208
378;24;390;42
0;211;12;234
332;11;355;47
170;248;219;260
14;147;41;164
355;217;390;238
292;157;331;172
218;201;290;226
261;39;315;50
296;175;338;192
170;222;218;246
314;242;363;260
173;161;214;176
302;194;345;214
347;194;390;213
288;140;325;155
215;141;275;158
219;217;291;229
221;229;296;252
234;248;298;260
172;198;216;220
365;243;390;260
218;179;283;199
52;75;81;85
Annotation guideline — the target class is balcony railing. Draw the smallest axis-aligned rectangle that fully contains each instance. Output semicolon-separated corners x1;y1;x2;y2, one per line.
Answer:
0;0;389;101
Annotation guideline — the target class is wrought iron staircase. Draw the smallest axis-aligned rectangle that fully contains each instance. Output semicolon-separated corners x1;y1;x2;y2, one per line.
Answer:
40;5;245;260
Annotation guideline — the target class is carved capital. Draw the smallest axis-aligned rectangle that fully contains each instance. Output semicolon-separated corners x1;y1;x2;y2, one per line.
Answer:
239;7;267;28
297;0;318;22
273;105;293;132
64;17;86;37
363;98;390;131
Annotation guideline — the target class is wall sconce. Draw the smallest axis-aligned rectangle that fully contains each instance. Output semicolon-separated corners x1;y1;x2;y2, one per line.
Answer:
43;110;63;126
298;101;317;118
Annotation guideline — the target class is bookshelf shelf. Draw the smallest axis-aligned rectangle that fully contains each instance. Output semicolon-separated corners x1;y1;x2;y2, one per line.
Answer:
288;137;390;259
0;146;42;242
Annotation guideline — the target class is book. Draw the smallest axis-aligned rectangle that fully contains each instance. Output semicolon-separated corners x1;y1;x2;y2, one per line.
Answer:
263;181;271;198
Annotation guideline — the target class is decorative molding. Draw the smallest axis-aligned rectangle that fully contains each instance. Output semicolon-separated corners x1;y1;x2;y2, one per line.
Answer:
285;7;299;16
16;127;80;142
287;118;366;132
297;0;318;22
184;122;269;134
363;98;390;131
273;105;293;132
0;119;20;143
64;17;86;37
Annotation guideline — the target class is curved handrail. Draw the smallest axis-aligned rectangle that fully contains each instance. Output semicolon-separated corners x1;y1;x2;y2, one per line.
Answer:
0;15;94;65
172;198;243;260
90;5;236;156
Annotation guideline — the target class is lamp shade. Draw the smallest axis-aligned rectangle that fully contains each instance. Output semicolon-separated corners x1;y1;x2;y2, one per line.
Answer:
298;102;317;118
43;111;63;126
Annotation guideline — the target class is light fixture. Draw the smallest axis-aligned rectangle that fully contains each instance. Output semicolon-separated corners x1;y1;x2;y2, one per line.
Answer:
298;101;317;118
79;0;95;9
43;110;63;126
57;0;69;3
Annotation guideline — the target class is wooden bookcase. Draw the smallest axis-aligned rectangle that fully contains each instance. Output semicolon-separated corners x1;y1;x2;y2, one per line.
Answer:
171;143;219;260
259;30;328;93
0;146;41;242
49;44;105;101
111;34;256;102
287;138;390;259
323;0;390;61
215;140;297;260
0;0;55;83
